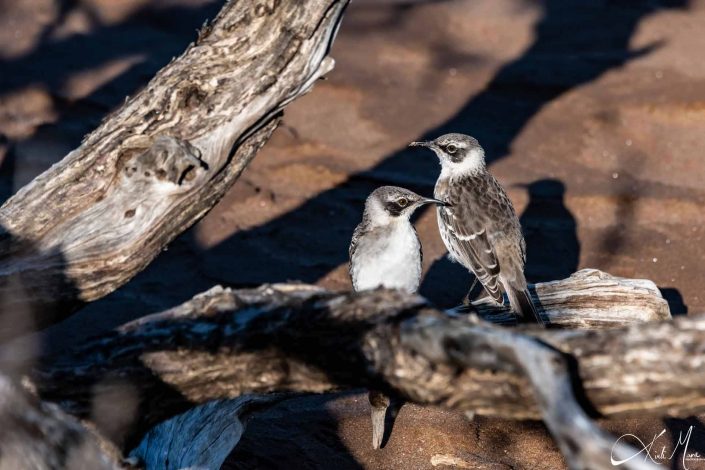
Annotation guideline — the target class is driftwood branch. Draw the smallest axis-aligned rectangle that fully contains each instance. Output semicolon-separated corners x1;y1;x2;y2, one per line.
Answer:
467;269;671;327
0;1;669;468
32;271;681;465
426;320;660;470
0;0;349;337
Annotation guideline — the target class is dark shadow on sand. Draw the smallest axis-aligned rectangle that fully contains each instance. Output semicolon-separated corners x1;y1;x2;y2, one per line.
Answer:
191;0;687;307
0;0;693;466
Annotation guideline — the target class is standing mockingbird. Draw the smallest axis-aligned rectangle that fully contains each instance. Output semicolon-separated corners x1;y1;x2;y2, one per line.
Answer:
410;133;544;325
349;185;445;449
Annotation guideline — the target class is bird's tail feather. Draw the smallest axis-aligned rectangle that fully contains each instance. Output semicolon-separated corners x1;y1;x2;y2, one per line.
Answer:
507;287;545;326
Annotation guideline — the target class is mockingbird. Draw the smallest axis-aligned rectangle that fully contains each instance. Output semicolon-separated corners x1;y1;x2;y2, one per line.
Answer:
410;133;544;325
349;185;445;449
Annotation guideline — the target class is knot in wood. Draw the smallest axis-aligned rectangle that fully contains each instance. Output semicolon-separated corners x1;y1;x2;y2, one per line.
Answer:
180;85;208;109
254;0;278;17
121;136;208;187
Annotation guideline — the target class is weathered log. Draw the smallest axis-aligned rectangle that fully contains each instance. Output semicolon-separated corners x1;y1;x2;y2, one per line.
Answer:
0;0;349;337
465;269;671;328
32;272;682;457
404;314;659;470
0;373;121;470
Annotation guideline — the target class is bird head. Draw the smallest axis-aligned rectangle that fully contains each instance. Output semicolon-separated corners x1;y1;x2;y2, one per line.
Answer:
410;133;486;176
365;186;447;224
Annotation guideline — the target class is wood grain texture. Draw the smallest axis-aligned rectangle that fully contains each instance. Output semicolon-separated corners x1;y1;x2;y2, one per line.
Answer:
465;269;671;327
0;0;349;336
32;271;679;457
129;395;284;470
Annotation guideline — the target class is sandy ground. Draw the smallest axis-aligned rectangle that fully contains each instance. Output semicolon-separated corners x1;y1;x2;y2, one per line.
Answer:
2;0;705;468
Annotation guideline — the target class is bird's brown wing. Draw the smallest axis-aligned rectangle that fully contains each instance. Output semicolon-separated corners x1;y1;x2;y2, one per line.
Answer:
438;204;504;304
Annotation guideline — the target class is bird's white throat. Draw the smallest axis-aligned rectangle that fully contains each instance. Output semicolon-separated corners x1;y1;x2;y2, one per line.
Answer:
351;221;422;293
439;147;486;180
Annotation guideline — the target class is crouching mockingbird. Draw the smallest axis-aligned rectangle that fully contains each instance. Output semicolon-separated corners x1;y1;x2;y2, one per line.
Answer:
349;185;446;449
410;133;545;326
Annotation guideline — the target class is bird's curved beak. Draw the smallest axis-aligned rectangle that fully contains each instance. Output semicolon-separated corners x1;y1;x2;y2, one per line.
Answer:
409;141;432;148
420;197;449;207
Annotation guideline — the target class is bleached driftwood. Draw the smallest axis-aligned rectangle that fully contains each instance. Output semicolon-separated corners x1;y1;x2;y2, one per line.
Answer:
32;273;676;469
0;0;676;468
0;0;349;338
463;269;671;328
0;1;353;466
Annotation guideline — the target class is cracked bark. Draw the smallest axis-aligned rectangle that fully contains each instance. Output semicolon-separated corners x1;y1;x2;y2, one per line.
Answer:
0;1;680;468
33;273;678;469
0;0;349;338
0;0;350;465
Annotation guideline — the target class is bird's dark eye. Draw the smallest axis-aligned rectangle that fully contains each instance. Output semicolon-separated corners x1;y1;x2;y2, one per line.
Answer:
397;197;409;207
446;144;458;154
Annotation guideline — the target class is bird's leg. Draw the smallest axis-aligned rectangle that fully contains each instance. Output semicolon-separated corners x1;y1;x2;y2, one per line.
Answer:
462;278;479;306
368;389;390;449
